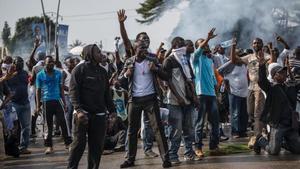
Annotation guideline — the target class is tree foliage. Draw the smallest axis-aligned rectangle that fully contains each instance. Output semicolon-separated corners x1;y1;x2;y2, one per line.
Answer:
1;21;11;47
136;0;165;24
8;16;55;56
69;39;84;48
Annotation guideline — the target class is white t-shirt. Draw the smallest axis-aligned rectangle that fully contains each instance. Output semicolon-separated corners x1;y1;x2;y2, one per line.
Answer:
64;69;71;95
225;64;248;98
132;60;155;97
100;63;109;72
213;53;229;69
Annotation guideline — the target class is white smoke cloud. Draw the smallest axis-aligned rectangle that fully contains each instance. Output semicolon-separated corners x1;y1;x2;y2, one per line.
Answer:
164;0;300;49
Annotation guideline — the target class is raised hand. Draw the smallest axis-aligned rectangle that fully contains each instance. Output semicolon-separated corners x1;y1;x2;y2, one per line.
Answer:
159;42;164;47
117;9;127;23
285;56;290;67
207;28;217;40
232;37;237;46
276;35;284;42
34;37;40;48
267;42;273;49
257;50;267;65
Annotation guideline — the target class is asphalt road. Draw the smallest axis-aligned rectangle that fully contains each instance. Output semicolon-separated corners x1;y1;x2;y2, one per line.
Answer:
2;136;300;169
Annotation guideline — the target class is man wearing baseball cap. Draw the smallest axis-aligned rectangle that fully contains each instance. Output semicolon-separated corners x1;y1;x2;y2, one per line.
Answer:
253;54;300;155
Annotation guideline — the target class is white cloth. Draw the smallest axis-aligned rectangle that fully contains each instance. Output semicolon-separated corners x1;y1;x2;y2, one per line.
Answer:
225;64;248;98
35;60;44;67
277;49;290;67
132;60;155;97
64;69;71;95
100;63;109;72
28;86;36;115
113;89;127;121
172;47;192;79
267;62;280;83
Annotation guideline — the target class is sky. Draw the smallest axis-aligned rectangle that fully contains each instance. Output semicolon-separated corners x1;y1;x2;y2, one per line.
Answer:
0;0;183;51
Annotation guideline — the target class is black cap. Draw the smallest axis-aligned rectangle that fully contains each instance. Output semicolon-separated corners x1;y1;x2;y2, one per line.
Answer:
271;65;287;78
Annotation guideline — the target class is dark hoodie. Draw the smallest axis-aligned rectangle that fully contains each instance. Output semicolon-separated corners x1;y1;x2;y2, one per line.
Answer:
69;44;116;114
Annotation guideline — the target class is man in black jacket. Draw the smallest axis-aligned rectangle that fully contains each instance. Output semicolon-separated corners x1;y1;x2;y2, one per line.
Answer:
253;53;300;155
67;44;116;169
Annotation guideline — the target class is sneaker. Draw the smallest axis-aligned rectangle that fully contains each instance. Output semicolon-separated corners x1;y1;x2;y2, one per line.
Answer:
114;145;125;152
248;136;256;149
120;160;135;168
45;147;54;154
195;149;204;158
19;148;31;154
144;150;159;158
170;158;181;165
162;160;172;168
183;154;202;162
220;135;229;142
102;150;114;155
183;155;194;162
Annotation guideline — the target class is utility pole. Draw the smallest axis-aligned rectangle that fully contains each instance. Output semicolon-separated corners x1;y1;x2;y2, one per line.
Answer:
40;0;49;55
55;0;61;46
45;11;63;54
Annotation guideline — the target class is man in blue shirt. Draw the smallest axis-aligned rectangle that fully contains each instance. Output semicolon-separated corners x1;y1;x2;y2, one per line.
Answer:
36;56;71;154
193;28;220;158
7;57;31;154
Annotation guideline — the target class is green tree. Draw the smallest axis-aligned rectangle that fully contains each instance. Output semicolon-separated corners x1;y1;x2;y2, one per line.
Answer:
1;21;11;47
69;39;84;48
9;16;55;56
136;0;181;24
136;0;165;24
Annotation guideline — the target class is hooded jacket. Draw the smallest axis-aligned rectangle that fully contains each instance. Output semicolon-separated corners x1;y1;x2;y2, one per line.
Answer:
69;44;116;114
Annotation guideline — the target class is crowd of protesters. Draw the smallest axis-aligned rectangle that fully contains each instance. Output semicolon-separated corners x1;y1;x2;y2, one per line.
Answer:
1;9;300;169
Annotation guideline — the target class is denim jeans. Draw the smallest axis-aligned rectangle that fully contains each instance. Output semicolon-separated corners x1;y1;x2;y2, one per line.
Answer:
127;99;169;162
12;102;31;150
195;95;219;150
160;107;170;138
258;126;300;155
228;94;248;135
142;112;155;152
167;104;195;160
3;102;17;130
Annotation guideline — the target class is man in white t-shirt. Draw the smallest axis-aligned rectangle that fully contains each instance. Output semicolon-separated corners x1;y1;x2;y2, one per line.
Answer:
63;56;76;135
224;40;249;138
117;9;171;168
